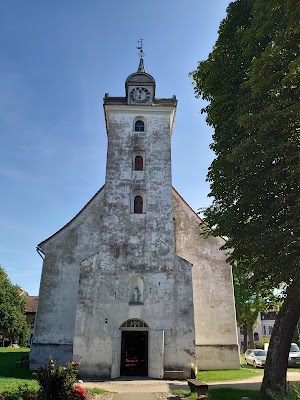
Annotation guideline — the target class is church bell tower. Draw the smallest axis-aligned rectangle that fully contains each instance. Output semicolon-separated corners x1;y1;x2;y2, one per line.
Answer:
72;41;195;380
30;41;239;380
102;42;178;265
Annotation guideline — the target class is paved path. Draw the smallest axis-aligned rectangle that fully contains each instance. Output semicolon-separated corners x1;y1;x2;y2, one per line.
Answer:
113;393;157;400
83;377;189;393
82;371;300;397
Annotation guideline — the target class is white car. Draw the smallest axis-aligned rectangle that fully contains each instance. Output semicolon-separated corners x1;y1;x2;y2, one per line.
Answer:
245;349;267;368
288;343;300;367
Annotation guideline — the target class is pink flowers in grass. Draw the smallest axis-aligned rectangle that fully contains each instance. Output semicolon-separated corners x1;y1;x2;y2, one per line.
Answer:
0;392;39;400
2;358;85;399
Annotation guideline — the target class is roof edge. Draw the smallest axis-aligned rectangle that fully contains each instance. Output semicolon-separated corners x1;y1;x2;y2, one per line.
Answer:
172;186;226;243
38;185;105;248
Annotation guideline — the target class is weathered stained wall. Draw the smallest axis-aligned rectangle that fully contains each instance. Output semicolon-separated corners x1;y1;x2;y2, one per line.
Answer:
30;189;105;368
102;107;175;262
71;106;195;378
172;189;240;370
30;71;239;376
30;102;197;378
73;252;195;379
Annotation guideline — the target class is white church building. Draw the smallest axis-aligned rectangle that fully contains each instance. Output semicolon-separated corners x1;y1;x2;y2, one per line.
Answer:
30;54;240;379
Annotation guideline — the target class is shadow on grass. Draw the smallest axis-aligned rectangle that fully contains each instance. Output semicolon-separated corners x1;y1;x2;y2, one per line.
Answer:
208;388;259;400
172;388;259;400
0;348;35;380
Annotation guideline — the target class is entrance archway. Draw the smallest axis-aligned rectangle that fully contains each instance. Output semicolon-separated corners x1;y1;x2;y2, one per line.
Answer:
120;319;149;376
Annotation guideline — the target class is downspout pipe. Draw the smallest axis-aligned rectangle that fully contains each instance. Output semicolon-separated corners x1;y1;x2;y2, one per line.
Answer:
36;246;45;260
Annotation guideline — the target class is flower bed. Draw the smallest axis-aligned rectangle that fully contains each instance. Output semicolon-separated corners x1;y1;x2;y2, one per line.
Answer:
1;358;87;400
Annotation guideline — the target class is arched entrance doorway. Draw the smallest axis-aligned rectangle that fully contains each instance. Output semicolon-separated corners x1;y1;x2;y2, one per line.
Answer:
120;319;149;376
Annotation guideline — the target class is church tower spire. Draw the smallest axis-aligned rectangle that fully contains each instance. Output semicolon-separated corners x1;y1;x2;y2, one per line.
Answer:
137;38;146;73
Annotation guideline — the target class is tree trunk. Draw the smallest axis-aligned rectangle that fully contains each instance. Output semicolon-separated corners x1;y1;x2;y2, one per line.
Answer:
260;275;300;400
247;321;255;349
243;323;248;352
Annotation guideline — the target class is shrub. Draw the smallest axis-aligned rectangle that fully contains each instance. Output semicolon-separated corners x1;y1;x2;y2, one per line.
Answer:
267;384;300;400
35;357;83;400
255;337;270;349
0;358;86;400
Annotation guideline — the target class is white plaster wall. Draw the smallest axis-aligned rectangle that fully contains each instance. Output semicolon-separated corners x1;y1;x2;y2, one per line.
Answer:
73;252;195;379
102;107;175;261
172;189;240;369
31;79;239;375
30;189;106;367
71;104;195;378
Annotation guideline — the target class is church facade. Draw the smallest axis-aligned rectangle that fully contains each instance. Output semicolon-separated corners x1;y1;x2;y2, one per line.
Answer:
30;59;240;379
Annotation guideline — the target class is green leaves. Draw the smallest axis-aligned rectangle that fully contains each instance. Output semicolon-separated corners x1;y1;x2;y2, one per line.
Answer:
191;0;300;286
192;1;300;396
0;265;29;345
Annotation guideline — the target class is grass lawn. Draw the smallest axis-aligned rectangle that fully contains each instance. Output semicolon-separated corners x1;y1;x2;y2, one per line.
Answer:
0;377;39;392
208;388;259;400
196;353;263;382
173;388;259;400
197;367;262;382
0;348;113;395
0;348;34;379
85;388;112;395
0;348;39;392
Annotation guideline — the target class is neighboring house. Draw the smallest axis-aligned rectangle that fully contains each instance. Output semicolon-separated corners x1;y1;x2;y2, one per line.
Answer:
19;289;39;345
30;54;240;379
237;308;278;349
26;295;39;345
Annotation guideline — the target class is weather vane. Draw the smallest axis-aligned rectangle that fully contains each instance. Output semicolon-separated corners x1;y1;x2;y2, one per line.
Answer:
136;39;146;72
137;38;145;60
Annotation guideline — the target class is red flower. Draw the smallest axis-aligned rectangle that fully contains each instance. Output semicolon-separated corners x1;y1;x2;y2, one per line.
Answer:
72;386;85;400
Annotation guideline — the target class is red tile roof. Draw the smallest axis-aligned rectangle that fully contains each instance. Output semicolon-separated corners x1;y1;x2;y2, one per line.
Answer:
26;296;38;313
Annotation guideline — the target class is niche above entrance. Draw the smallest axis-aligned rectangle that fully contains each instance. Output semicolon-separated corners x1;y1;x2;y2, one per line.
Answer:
129;276;144;304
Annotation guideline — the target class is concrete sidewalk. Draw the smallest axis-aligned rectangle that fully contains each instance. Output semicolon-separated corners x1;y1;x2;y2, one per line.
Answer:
83;377;189;393
113;394;157;400
82;371;300;396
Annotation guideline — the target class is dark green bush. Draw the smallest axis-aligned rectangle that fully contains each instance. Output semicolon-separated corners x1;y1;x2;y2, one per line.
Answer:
35;357;83;400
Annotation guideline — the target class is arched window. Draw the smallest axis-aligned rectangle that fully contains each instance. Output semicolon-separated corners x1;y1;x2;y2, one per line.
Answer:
134;195;143;213
121;319;149;328
135;120;144;132
135;155;143;171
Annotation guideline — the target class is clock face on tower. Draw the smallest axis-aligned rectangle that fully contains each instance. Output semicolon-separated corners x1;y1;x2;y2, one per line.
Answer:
130;87;151;103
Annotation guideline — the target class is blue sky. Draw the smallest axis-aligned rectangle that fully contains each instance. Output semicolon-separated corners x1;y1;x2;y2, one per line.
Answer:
1;1;231;295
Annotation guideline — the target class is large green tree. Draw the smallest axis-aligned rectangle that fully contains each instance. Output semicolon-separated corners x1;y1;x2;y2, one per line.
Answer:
190;0;300;398
0;265;29;346
233;263;279;352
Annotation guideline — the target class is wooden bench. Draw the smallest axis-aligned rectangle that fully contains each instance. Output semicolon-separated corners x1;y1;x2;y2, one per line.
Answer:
15;355;29;368
187;379;209;400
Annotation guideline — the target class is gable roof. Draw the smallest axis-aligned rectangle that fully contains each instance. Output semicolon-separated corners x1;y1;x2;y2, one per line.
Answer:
19;289;39;313
26;296;38;313
37;184;224;250
38;185;104;249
